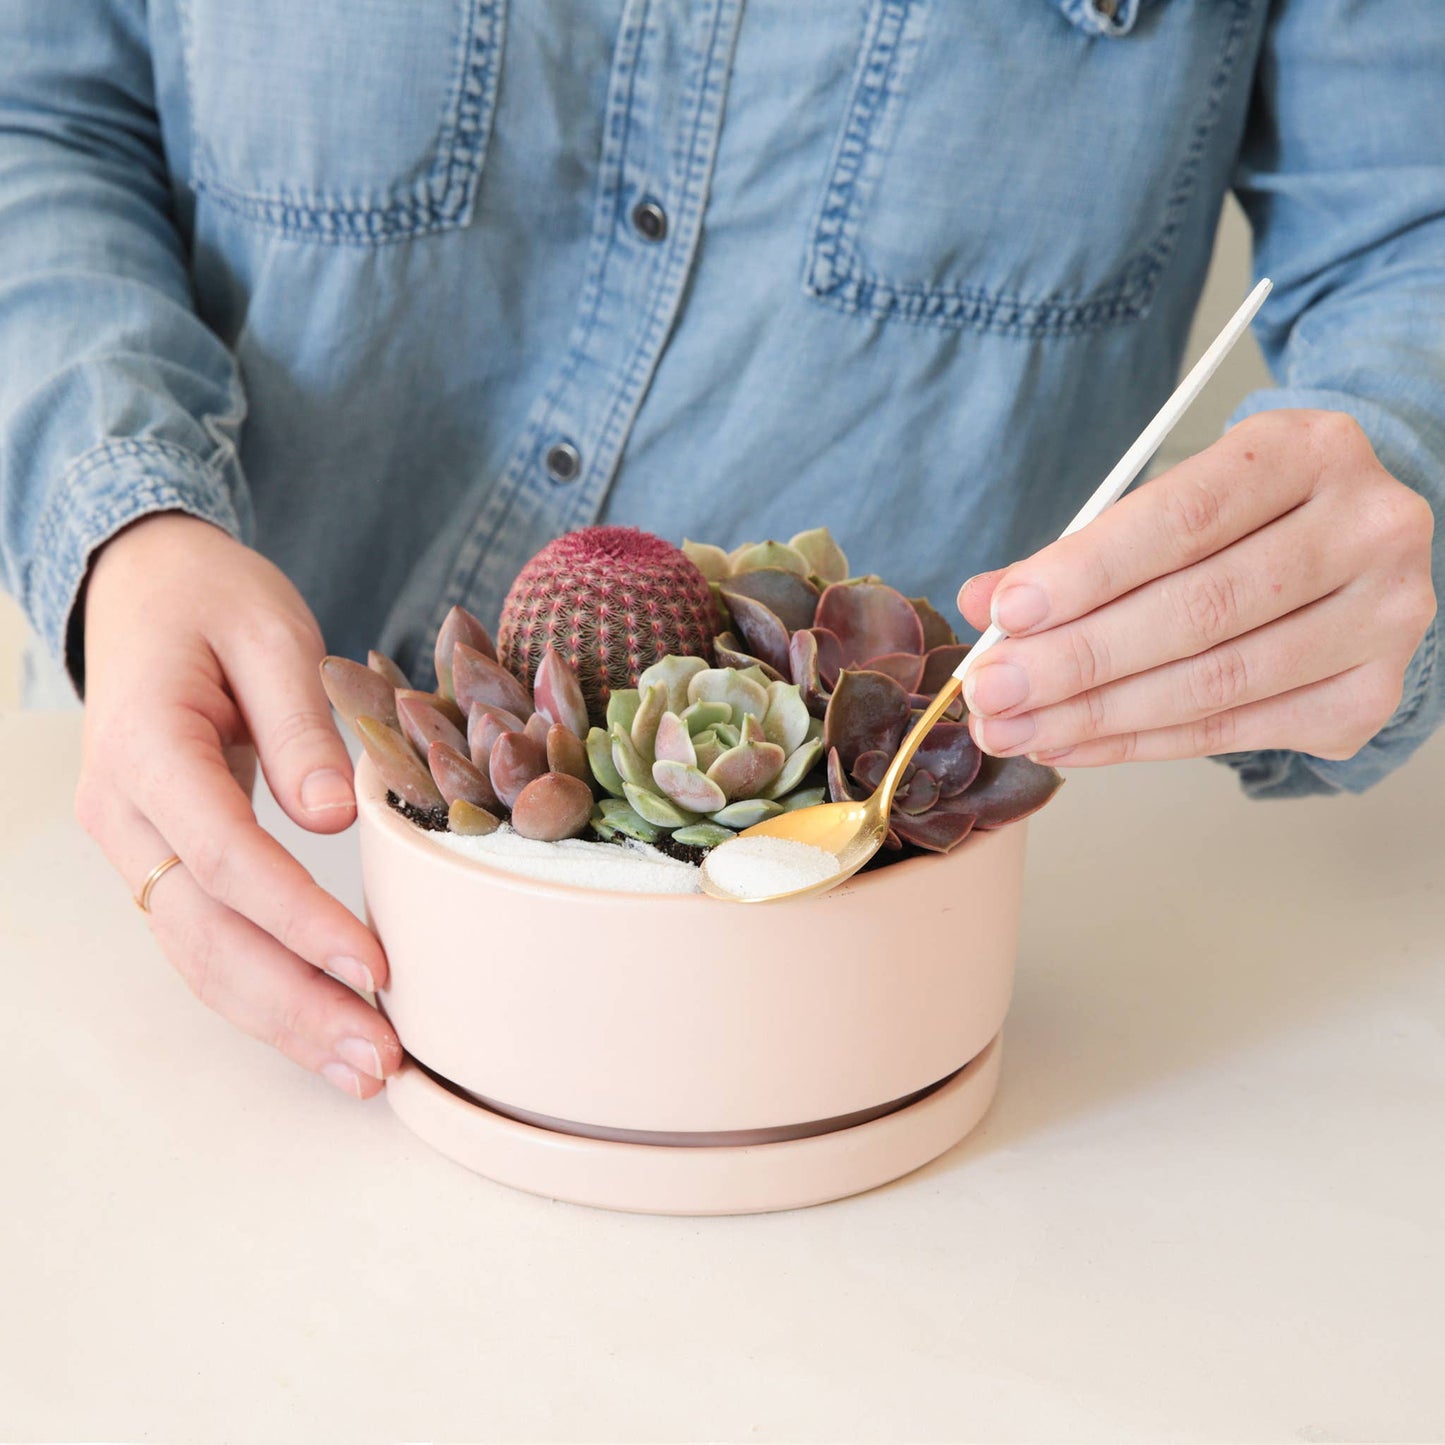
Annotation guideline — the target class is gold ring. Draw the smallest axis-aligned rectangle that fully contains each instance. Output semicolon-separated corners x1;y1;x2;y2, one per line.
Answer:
135;854;183;913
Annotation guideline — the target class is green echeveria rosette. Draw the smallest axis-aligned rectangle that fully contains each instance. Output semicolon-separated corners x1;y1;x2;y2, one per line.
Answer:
584;656;826;848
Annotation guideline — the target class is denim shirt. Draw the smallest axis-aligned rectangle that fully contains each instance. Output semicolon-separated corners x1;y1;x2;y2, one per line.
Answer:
1;0;1441;799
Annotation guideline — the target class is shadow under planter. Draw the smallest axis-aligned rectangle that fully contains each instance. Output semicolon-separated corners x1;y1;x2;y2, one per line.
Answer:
356;754;1027;1215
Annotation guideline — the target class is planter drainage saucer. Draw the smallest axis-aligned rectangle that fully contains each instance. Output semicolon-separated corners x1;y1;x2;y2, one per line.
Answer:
384;1034;1001;1216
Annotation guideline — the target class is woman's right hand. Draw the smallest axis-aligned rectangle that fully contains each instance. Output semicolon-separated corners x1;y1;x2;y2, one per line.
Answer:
74;511;402;1099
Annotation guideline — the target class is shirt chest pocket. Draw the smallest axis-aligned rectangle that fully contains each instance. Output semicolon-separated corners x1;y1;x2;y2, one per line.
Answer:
177;0;505;243
804;0;1257;334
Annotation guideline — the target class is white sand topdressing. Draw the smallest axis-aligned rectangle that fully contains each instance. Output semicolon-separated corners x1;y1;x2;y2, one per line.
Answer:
431;825;701;895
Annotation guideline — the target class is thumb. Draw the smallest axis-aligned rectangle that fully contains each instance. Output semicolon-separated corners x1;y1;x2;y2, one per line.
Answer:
221;618;357;833
958;568;1006;635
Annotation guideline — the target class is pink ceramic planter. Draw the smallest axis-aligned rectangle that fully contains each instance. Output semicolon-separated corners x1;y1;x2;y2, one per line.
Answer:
357;753;1027;1214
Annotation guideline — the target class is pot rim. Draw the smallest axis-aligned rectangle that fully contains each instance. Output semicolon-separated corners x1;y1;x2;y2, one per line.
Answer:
355;753;987;906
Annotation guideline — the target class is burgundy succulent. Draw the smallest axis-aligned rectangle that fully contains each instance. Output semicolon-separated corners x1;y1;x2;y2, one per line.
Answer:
703;529;1061;852
497;526;716;727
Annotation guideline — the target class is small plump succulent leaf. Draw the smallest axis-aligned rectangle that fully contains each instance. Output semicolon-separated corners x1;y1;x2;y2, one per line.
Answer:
896;768;942;815
652;759;728;814
788;630;829;720
912;722;982;797
762;736;824;799
866;651;925;692
510;772;594;842
687;667;768;724
589;812;618;841
356;716;444;810
523;712;551;748
680;700;730;735
636;655;708;715
453;643;533;721
781;785;828;812
609;723;652;788
691;728;726;773
545;723;591;782
729;540;810;577
713;721;741;749
713;632;785;680
653;710;697;767
586;727;627;797
606;687;642;734
320;656;398;731
681;539;733;582
706;731;786;801
788;527;849;585
629;683;669;762
826;745;860;804
532;646;590;738
823;668;912;772
434;606;497;700
368;650;410;690
961;754;1064;829
909;597;957;652
891;806;976;853
672;822;736;848
851;748;891;793
720;568;820;635
719;589;792;675
598;804;663;843
489;730;548;810
919;643;971;694
710;797;784;829
762;680;811;754
429;740;501;812
468;709;516;773
814;582;926;668
397;695;467;760
448;798;502;836
397;687;466;731
623;781;701;829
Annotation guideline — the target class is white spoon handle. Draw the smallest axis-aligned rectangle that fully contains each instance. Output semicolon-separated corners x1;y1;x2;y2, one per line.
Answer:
954;277;1273;687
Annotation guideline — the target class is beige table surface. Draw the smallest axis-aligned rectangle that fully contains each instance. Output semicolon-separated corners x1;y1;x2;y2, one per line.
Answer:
2;706;1442;1444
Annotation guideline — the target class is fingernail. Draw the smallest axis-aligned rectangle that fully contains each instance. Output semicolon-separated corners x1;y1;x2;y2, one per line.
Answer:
301;768;354;814
964;661;1029;716
977;713;1036;755
327;955;375;994
992;584;1049;634
336;1036;385;1080
321;1061;364;1099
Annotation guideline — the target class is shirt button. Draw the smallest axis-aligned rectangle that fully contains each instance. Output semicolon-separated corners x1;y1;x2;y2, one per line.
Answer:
1092;0;1120;17
631;199;668;242
544;441;582;483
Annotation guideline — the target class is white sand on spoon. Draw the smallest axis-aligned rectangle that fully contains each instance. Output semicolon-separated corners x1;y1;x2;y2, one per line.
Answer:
704;835;842;901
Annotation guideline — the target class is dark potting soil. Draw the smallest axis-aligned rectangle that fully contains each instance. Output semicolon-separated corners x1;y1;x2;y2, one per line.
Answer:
385;792;922;871
385;789;709;864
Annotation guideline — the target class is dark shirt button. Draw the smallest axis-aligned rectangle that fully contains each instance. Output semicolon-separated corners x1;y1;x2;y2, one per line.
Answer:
632;199;667;242
1092;0;1120;17
545;441;581;483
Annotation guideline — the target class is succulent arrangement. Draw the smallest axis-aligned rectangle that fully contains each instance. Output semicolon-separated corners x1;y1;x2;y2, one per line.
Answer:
321;523;1060;865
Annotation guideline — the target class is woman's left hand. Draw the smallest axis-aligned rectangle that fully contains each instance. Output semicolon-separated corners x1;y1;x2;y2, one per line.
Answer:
957;409;1436;767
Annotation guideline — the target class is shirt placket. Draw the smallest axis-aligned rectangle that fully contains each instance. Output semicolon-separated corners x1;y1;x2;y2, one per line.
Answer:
431;0;743;645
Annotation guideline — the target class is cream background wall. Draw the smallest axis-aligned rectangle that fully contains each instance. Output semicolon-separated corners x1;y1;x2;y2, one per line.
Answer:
0;200;1268;712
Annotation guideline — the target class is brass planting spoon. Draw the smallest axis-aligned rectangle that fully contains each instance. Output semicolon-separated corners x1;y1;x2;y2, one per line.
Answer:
700;279;1272;903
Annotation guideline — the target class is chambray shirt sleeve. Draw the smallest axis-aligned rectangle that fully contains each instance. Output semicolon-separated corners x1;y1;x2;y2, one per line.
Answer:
0;0;252;697
1211;0;1445;800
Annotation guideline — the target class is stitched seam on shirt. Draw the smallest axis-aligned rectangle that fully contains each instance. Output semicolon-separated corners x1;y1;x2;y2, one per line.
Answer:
184;0;501;244
806;0;1257;336
424;9;650;627
573;0;740;534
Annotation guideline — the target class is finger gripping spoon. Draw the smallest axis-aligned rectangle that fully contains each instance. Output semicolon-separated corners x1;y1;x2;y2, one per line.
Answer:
699;278;1272;904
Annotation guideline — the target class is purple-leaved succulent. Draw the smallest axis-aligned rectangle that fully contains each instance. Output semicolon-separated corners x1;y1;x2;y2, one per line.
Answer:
688;527;1062;852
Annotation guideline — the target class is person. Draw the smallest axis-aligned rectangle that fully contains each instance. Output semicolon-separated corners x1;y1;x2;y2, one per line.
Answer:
1;2;1439;1102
